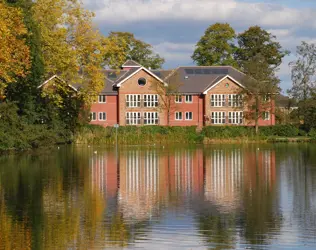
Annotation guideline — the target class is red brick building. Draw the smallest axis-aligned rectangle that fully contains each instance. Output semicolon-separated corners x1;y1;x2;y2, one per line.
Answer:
44;60;274;127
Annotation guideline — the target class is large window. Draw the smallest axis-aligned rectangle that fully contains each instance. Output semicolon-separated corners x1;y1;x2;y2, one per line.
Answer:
228;94;242;107
175;112;182;120
144;112;159;125
98;95;106;103
90;112;96;121
263;111;270;120
126;112;141;125
211;112;226;124
144;94;158;107
126;94;141;107
211;94;226;107
228;112;243;124
185;95;193;103
185;112;193;120
98;112;106;121
175;95;182;103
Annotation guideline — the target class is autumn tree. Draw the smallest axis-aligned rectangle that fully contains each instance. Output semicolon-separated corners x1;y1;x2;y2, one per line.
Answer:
104;32;165;69
192;23;237;67
289;41;316;129
0;1;30;96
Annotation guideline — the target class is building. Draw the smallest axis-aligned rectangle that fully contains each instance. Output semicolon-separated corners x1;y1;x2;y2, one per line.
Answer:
90;60;275;127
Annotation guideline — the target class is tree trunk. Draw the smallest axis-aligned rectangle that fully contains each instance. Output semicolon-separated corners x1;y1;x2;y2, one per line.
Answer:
255;96;259;135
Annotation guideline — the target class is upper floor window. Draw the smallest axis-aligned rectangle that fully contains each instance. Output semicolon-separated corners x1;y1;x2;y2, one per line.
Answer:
185;112;193;120
228;94;242;107
126;94;141;108
144;94;158;107
175;112;182;120
263;111;270;121
185;95;193;103
98;95;106;103
126;112;141;125
138;77;147;86
90;112;96;121
263;95;271;102
211;94;225;107
98;112;106;121
144;112;159;125
175;95;182;103
211;112;226;124
228;111;243;124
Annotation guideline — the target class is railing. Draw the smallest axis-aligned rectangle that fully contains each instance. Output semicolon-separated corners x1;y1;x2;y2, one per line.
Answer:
204;116;243;125
125;117;160;125
126;99;159;108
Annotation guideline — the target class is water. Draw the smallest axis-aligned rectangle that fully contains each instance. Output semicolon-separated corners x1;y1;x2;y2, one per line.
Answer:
1;144;316;249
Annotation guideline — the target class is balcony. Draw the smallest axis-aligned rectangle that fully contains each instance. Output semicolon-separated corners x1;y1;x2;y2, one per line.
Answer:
126;117;160;126
126;99;159;108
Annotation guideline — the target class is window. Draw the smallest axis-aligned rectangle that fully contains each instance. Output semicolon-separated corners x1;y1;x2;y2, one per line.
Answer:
228;94;242;107
126;94;141;107
98;95;106;103
263;95;270;102
175;95;182;103
228;112;243;124
185;112;193;120
98;112;106;121
144;112;159;125
175;112;182;120
90;112;96;121
263;111;270;120
185;95;193;103
126;112;141;125
211;112;226;124
138;77;147;86
211;94;226;107
144;94;158;107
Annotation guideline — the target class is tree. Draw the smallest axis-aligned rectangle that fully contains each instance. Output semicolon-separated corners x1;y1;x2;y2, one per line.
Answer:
241;54;280;134
0;1;30;96
235;26;289;72
104;32;165;69
192;23;237;67
33;0;106;104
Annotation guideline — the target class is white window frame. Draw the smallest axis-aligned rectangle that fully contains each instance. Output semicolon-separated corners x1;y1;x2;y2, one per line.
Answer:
211;94;226;107
126;112;141;125
263;111;270;121
144;112;159;125
228;111;243;124
185;112;193;120
143;94;158;107
211;112;226;124
228;94;243;107
98;95;106;103
90;112;97;121
175;112;183;120
126;94;141;108
263;95;271;102
175;95;182;103
185;95;193;103
98;112;106;121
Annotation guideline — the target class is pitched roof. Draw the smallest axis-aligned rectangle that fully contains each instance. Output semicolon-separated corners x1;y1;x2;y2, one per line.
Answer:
122;60;141;67
276;94;298;108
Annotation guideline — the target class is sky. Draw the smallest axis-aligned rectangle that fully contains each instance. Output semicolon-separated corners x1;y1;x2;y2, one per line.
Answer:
82;0;316;93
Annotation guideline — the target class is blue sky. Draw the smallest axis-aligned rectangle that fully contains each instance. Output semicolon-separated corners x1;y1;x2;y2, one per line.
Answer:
83;0;316;93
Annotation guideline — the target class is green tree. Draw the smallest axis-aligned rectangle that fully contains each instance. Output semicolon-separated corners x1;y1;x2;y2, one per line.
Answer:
192;23;237;67
235;26;289;72
104;32;165;69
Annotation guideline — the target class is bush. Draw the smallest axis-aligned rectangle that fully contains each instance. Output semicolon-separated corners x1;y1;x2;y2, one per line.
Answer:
308;128;316;139
202;126;255;139
260;125;299;137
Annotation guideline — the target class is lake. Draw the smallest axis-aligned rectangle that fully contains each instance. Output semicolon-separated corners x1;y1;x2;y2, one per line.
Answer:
1;144;316;249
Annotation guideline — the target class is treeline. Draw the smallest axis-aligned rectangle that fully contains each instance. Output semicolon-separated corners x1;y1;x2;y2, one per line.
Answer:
0;0;164;151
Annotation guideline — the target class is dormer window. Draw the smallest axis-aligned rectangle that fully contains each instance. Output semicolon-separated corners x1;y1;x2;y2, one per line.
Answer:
138;77;147;86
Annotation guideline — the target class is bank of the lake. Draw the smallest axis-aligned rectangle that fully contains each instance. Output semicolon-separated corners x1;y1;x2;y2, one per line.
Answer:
74;124;316;145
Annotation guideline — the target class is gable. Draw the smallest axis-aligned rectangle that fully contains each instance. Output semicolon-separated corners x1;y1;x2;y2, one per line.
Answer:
203;75;245;94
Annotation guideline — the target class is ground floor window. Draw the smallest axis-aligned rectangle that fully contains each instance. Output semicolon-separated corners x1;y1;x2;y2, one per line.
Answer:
144;112;159;125
98;112;106;121
228;111;243;124
175;112;182;120
211;112;226;124
126;112;141;125
90;112;96;121
185;112;193;120
263;111;270;120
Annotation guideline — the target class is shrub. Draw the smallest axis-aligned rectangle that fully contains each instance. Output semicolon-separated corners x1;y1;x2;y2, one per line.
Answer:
260;125;299;137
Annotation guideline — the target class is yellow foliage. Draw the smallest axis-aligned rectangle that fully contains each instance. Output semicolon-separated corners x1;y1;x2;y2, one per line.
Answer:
0;1;30;94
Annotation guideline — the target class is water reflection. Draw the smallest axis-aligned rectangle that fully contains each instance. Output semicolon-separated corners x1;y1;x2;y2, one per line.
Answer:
1;145;316;249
